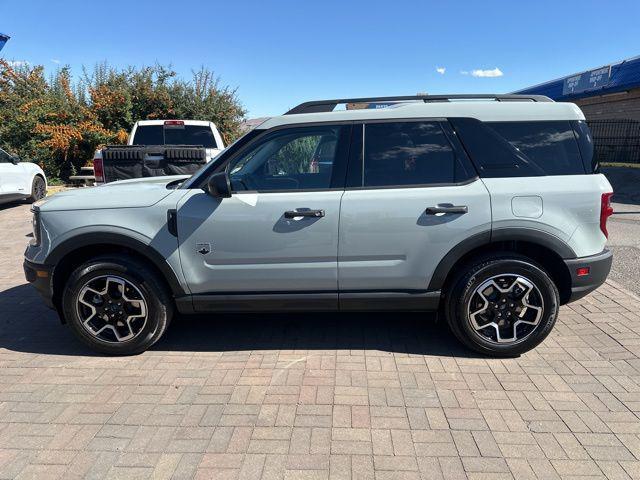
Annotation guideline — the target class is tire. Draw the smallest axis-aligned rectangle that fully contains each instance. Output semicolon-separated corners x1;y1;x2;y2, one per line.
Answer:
27;176;46;203
444;253;559;357
62;255;173;355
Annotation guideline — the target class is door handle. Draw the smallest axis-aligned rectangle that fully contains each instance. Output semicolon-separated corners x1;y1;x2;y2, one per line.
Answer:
425;204;468;215
284;209;325;219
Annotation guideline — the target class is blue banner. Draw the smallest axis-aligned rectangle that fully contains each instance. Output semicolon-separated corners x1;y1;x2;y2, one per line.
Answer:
562;66;611;96
0;33;9;52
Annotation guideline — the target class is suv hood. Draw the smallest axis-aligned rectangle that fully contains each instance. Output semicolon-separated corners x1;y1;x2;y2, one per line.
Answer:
37;175;189;212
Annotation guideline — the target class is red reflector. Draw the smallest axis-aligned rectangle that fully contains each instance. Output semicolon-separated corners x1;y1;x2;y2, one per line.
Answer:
576;267;590;277
164;120;184;126
93;158;104;183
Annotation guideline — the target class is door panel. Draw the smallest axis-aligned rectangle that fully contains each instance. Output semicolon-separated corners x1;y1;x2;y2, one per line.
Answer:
338;120;490;293
176;189;342;294
338;180;491;291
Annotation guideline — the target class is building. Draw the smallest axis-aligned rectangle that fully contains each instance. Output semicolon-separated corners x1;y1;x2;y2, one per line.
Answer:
514;56;640;163
0;33;9;52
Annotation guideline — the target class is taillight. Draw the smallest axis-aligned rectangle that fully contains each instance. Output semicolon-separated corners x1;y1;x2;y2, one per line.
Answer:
93;157;104;183
600;192;614;238
164;120;184;126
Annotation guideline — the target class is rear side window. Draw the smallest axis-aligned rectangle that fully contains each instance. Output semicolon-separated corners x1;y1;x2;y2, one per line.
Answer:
487;121;585;175
363;121;470;187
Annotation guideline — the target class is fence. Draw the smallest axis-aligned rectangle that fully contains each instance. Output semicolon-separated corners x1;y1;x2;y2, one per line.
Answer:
588;119;640;164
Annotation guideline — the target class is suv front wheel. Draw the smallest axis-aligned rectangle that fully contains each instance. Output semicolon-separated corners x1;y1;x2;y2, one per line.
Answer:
62;255;173;355
445;254;559;357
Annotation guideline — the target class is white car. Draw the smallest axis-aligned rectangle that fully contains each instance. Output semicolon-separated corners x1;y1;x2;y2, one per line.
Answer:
0;147;47;205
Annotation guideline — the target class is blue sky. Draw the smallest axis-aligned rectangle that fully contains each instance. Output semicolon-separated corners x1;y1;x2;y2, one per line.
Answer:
1;0;639;117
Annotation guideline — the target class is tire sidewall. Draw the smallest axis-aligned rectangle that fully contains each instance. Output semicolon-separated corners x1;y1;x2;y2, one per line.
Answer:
62;258;169;355
448;258;559;356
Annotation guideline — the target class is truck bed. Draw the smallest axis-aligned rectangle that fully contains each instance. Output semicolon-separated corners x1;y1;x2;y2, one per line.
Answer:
100;145;207;183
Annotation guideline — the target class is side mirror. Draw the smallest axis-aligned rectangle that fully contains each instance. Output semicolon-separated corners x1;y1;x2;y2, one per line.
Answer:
10;155;20;165
205;172;232;198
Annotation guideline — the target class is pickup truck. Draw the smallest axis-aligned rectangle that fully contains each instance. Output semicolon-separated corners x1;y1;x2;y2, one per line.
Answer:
93;120;224;184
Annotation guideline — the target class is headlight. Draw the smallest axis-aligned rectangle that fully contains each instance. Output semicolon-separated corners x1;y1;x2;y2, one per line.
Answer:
31;206;41;246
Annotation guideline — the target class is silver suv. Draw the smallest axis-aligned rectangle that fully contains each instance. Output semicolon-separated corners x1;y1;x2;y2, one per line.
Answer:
24;95;614;356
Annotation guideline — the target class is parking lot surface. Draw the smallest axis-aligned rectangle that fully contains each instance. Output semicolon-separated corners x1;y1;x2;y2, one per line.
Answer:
1;202;640;479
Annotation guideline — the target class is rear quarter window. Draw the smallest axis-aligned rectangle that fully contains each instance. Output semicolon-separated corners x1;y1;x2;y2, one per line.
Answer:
487;121;585;175
450;118;588;177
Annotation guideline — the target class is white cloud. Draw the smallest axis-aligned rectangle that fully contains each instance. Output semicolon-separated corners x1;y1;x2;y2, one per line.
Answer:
436;66;446;75
51;58;61;64
7;60;29;67
460;70;469;75
471;67;504;78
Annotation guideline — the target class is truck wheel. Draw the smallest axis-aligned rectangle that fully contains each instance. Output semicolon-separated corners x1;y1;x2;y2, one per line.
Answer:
444;254;559;357
27;176;46;203
62;255;173;355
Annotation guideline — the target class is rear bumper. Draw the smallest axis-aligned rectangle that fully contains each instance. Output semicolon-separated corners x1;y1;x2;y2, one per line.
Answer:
564;249;612;303
23;259;55;309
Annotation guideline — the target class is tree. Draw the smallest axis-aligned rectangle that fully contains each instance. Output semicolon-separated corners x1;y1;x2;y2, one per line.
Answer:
0;61;246;180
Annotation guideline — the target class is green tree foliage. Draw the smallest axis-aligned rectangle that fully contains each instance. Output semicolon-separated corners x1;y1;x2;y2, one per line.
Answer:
0;60;246;180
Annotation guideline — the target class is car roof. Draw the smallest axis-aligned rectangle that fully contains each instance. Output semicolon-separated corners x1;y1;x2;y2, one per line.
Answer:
258;101;585;130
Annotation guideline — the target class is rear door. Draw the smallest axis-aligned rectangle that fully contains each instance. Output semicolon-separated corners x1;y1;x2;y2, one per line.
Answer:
338;120;491;297
176;123;351;298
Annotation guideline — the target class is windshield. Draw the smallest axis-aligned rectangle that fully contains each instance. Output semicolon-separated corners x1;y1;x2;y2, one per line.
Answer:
132;124;218;148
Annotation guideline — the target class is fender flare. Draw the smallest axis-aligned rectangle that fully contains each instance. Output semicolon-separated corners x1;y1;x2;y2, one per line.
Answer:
47;231;186;297
427;228;576;291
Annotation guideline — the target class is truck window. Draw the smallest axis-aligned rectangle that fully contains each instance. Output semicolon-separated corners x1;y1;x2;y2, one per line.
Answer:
132;125;218;148
165;125;217;148
132;125;163;145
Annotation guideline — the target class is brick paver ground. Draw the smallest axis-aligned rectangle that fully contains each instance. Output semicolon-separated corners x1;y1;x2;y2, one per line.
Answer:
1;202;640;479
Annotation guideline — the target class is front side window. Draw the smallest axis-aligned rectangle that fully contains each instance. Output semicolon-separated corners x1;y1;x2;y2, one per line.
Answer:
227;125;345;192
363;121;461;187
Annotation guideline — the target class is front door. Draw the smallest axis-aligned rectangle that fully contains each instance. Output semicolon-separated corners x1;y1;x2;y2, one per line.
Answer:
177;124;351;299
338;120;491;293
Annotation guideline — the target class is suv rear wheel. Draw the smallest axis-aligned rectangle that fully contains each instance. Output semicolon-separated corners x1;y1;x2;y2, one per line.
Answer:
444;254;559;357
62;255;173;355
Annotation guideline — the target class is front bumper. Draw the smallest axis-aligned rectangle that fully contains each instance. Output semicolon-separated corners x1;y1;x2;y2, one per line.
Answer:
564;249;613;303
23;259;55;309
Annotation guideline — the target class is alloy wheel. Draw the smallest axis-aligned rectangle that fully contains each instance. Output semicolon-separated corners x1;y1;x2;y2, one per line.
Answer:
76;275;148;343
33;177;46;200
467;274;544;345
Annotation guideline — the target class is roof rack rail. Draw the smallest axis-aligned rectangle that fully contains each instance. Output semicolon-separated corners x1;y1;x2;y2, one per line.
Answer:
284;94;553;115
